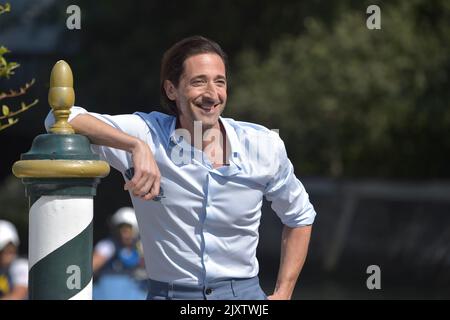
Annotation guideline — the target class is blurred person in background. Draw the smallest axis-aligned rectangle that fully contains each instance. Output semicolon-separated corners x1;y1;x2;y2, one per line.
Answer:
0;220;28;300
92;207;147;300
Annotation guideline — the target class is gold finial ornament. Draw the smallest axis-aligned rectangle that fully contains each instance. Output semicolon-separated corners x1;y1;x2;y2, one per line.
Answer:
12;59;110;180
48;60;75;134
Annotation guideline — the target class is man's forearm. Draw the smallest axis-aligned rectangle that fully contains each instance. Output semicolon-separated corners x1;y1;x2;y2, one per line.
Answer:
70;113;161;200
271;225;312;299
70;113;140;153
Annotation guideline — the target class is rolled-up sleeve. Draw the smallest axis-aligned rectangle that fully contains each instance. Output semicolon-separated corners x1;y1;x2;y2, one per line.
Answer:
44;106;153;173
264;135;316;228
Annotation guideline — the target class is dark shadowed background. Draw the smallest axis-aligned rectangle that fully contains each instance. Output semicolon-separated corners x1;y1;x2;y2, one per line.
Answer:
1;0;449;299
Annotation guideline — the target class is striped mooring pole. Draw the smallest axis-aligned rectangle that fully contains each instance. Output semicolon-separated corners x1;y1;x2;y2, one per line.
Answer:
12;61;110;299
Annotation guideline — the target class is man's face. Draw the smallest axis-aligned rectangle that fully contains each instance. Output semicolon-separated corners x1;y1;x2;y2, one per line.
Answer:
165;53;227;130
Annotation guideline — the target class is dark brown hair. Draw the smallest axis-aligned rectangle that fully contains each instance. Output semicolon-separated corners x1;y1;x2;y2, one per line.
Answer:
160;36;228;114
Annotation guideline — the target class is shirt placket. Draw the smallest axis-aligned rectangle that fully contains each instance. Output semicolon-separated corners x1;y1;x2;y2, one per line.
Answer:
202;171;212;283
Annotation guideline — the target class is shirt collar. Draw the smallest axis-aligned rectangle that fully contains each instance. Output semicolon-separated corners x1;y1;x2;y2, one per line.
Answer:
167;116;178;146
220;117;242;170
167;116;242;171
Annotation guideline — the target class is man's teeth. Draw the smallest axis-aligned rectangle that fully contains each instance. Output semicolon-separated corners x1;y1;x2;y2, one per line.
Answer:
199;104;218;109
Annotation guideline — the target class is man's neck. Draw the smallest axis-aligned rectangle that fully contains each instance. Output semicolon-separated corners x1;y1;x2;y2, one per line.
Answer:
176;117;230;167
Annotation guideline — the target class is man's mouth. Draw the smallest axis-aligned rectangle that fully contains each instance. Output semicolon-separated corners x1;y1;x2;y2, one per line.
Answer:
194;101;221;112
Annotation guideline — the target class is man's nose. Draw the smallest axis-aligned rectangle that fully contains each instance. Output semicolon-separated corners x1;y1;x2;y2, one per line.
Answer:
204;82;219;99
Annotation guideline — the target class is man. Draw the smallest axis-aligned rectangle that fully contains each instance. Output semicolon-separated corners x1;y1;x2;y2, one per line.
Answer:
45;36;316;300
0;220;28;300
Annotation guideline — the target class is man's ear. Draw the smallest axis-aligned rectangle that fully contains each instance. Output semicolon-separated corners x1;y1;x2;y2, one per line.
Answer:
164;80;177;101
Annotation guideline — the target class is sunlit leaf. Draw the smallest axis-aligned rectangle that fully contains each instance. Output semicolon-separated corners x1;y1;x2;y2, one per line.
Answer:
0;3;11;15
2;105;9;116
0;46;10;55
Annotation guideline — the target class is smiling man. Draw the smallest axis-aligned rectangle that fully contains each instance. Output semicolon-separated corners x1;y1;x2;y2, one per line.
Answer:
45;36;316;300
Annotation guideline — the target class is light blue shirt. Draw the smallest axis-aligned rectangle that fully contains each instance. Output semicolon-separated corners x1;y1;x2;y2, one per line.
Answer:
45;107;316;285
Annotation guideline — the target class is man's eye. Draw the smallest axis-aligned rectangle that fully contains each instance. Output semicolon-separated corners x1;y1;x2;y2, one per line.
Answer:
192;80;205;86
216;80;226;86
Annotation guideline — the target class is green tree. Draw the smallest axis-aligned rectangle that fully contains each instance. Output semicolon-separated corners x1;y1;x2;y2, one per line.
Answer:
0;3;38;132
228;0;450;179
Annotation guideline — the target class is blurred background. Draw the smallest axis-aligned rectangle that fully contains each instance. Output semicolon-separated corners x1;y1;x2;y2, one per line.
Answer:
1;0;449;299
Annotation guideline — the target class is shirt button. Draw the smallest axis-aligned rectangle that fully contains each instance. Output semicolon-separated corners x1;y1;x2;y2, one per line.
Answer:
205;288;213;295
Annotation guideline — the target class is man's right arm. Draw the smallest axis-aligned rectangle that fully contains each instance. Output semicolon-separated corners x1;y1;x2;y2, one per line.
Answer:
69;114;160;200
46;108;160;200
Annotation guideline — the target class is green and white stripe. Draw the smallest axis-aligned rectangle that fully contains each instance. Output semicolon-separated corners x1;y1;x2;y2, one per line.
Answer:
28;195;93;300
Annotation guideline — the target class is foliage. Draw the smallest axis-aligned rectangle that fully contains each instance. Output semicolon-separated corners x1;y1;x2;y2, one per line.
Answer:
0;2;9;14
228;0;450;178
0;3;38;132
